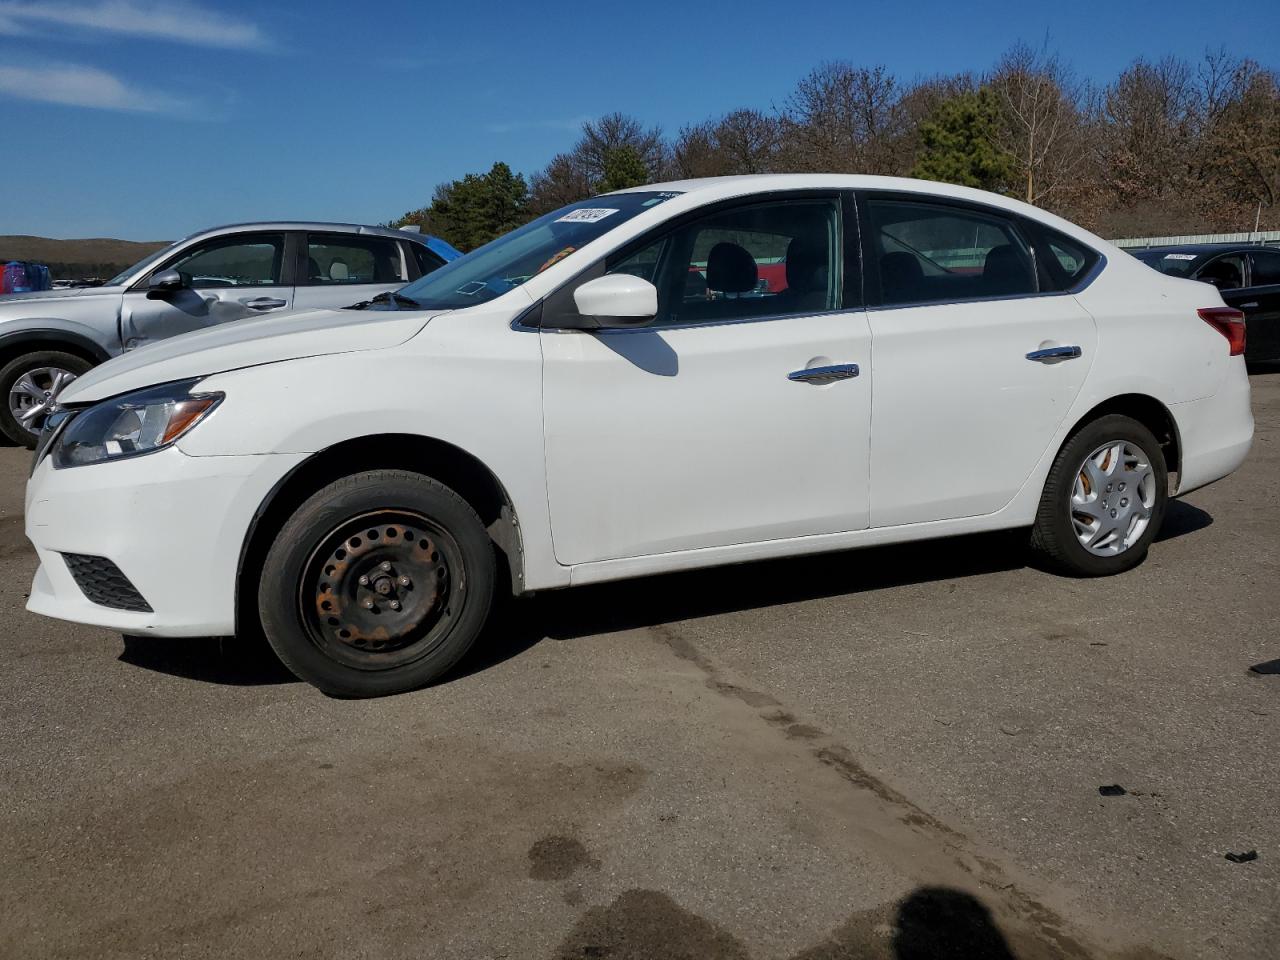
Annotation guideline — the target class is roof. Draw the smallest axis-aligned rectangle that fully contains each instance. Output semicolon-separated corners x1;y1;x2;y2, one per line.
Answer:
184;221;428;243
609;174;1109;251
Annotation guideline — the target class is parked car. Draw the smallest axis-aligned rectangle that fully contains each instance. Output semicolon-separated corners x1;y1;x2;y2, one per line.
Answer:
0;222;460;447
26;175;1253;697
1131;243;1280;362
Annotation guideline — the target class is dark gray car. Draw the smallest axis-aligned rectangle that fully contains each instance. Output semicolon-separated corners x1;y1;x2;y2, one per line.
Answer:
0;222;459;447
1131;243;1280;363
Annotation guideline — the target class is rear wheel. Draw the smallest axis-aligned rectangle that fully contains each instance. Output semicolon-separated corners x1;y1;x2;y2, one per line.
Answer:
1031;414;1168;576
0;350;92;447
258;470;495;697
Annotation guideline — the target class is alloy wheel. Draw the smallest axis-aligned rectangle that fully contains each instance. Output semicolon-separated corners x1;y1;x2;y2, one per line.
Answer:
9;366;78;436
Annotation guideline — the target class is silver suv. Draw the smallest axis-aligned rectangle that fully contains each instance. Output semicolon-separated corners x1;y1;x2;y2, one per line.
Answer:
0;221;458;447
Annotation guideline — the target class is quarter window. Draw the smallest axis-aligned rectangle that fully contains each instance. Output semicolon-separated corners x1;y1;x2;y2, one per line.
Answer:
166;235;285;288
866;198;1037;306
606;198;843;326
304;234;406;285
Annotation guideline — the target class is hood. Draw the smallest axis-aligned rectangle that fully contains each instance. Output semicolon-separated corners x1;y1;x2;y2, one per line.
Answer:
61;306;440;404
0;286;116;307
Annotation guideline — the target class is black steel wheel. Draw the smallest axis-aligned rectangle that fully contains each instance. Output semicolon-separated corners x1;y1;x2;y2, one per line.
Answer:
259;470;495;696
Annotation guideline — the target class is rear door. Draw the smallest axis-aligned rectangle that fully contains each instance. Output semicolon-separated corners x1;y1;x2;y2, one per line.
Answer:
858;192;1098;527
121;232;293;349
291;232;410;311
1245;248;1280;360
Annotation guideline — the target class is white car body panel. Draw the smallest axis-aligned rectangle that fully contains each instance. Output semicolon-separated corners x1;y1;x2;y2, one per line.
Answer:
542;308;873;564
24;174;1254;638
866;294;1097;527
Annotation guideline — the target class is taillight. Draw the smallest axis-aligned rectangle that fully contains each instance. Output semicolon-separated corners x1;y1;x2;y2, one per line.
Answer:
1198;307;1247;356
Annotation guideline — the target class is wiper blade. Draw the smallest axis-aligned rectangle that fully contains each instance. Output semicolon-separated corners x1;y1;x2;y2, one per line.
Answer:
346;291;422;311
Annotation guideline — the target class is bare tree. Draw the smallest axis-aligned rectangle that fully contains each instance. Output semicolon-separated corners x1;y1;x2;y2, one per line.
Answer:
672;109;781;178
988;43;1087;206
1198;54;1280;229
780;63;908;174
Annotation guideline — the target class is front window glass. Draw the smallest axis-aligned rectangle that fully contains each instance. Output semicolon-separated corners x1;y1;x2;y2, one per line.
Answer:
168;236;285;288
1196;254;1246;290
867;199;1037;305
1250;249;1280;286
394;192;681;310
607;198;843;326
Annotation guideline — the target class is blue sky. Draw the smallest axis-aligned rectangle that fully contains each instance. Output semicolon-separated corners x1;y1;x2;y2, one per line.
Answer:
1;0;1277;241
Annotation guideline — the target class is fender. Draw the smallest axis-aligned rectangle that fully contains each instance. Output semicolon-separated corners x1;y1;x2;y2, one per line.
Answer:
0;321;114;364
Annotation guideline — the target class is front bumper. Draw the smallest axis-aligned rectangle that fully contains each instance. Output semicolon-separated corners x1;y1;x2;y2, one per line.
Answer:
25;446;306;636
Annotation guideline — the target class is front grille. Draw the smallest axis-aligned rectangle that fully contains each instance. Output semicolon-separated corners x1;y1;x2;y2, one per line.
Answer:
62;554;153;612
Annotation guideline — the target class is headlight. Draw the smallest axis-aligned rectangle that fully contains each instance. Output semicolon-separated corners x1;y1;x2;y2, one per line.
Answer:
52;379;223;469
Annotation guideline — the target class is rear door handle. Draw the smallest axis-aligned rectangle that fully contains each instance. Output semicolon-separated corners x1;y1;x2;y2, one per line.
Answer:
243;297;288;310
1240;302;1259;309
788;363;859;384
1026;345;1082;364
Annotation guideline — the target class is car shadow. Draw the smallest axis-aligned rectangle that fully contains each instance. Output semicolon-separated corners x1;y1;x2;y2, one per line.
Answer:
116;502;1216;690
117;633;299;686
1246;359;1280;375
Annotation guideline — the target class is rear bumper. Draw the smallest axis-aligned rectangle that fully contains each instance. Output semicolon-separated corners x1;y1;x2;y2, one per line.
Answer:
25;447;305;636
1173;362;1254;495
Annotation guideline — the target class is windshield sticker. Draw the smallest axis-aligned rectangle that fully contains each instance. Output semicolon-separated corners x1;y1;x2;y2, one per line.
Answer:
642;192;681;206
538;246;577;273
1163;253;1198;260
556;208;619;224
454;281;488;296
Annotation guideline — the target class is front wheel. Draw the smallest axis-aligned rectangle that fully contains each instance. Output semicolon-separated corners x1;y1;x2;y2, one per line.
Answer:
258;470;496;697
1031;415;1168;577
0;350;92;447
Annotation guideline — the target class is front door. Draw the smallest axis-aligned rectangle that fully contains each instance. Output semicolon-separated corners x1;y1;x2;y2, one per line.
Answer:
121;232;292;349
541;194;872;565
860;194;1098;527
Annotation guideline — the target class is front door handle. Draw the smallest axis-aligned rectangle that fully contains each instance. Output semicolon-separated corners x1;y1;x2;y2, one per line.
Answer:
788;363;859;384
243;297;288;310
1026;345;1082;364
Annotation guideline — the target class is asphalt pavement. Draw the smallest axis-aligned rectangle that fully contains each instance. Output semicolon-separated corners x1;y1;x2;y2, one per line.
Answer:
1;369;1276;960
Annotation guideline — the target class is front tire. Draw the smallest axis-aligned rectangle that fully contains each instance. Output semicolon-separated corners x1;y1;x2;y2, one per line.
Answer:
258;470;496;697
1031;414;1168;576
0;350;92;447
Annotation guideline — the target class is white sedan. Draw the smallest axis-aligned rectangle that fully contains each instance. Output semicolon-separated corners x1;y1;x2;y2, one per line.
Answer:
25;175;1254;697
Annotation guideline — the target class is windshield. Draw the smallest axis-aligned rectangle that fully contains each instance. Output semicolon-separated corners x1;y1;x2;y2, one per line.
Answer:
106;239;185;286
1131;249;1206;278
393;191;681;310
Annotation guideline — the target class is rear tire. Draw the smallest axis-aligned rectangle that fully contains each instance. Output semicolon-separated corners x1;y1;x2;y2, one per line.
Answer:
258;470;495;697
0;350;92;448
1031;414;1168;577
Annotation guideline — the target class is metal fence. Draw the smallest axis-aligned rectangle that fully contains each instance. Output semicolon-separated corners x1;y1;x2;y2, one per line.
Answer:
1111;231;1280;249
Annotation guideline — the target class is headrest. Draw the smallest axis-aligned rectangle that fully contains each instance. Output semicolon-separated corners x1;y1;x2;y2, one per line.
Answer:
706;242;758;294
785;237;826;292
329;259;349;281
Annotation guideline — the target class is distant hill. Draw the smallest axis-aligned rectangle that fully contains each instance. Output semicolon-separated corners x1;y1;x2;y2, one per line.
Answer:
0;235;170;281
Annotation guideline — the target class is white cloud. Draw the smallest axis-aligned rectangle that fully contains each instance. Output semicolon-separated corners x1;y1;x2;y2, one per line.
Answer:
0;0;265;49
0;62;187;112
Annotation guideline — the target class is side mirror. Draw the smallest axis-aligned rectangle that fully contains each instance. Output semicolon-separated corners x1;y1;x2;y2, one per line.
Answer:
571;274;658;329
147;269;186;298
